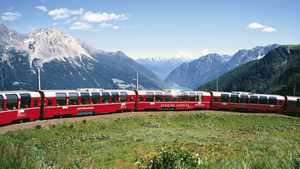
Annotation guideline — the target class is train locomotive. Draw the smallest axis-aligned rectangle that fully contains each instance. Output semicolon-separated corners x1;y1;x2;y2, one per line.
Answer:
0;88;299;125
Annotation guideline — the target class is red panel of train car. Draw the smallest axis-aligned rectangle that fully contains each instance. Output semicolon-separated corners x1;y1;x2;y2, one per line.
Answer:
0;91;41;125
210;91;285;112
285;96;300;114
38;88;135;118
134;89;210;111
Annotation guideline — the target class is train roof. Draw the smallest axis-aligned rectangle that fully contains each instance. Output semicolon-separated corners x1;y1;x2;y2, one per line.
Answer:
286;96;300;101
38;89;135;97
210;91;285;99
0;90;40;97
136;90;210;96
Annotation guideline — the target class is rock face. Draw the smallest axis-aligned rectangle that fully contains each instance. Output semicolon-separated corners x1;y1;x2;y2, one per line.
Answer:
0;24;166;90
164;44;280;89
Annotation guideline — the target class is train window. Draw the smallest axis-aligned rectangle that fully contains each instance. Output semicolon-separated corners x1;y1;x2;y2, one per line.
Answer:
279;101;282;105
289;102;294;107
269;97;277;105
34;99;38;107
140;96;144;102
6;94;18;110
297;99;300;107
130;96;134;102
181;93;188;102
221;94;229;103
249;96;258;104
240;95;248;104
120;92;127;103
230;95;239;103
259;96;268;105
20;93;31;109
146;92;154;102
80;93;90;105
102;92;110;104
111;92;119;103
155;92;163;102
48;99;53;107
164;92;171;102
197;93;203;102
56;93;67;106
173;93;180;102
214;97;218;102
92;92;100;104
69;93;78;105
0;95;3;111
189;93;196;102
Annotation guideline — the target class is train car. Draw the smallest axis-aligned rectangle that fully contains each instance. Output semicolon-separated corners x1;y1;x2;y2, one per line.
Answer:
38;88;135;118
210;91;285;112
0;91;41;125
285;96;300;114
134;89;210;111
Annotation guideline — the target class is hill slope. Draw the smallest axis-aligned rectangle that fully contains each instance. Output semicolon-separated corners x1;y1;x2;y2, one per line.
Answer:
196;45;300;96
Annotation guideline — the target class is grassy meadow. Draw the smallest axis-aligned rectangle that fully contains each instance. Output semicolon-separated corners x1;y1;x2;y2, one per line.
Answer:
0;111;299;168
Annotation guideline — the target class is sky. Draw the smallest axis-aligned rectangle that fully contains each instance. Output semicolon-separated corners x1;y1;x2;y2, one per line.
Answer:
0;0;300;60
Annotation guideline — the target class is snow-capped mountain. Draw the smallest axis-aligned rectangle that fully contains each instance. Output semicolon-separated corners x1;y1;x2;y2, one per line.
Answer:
0;24;166;90
136;57;195;80
164;44;280;89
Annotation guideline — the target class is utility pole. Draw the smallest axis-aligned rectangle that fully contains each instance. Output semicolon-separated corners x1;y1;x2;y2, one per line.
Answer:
37;68;41;90
294;82;296;96
216;76;218;92
136;73;138;90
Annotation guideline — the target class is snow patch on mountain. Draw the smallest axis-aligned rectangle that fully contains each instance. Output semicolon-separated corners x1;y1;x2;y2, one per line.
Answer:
15;27;95;67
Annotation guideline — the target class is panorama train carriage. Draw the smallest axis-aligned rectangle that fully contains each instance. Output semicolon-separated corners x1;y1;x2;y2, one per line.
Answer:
0;91;41;125
210;91;285;112
38;88;135;118
134;89;210;111
285;96;300;114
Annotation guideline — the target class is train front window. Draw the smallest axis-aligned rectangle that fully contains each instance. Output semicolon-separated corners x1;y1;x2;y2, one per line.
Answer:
92;92;100;104
155;92;163;102
269;97;277;105
240;95;248;104
231;95;239;103
120;92;127;103
0;95;3;111
221;94;229;103
181;93;188;102
20;93;31;109
34;99;38;107
102;92;110;104
48;99;53;107
69;93;78;105
146;92;154;102
259;96;268;104
80;93;90;105
189;93;195;102
6;94;18;110
249;96;258;104
56;93;67;106
164;93;171;102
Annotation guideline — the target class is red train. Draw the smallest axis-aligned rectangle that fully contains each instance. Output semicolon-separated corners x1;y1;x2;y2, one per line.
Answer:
0;89;299;125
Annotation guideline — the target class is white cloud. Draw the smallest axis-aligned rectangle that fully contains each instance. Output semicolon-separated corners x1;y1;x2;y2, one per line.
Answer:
81;11;130;22
64;21;71;24
247;22;266;29
35;6;47;12
69;22;92;30
247;22;277;32
112;26;119;29
223;52;231;55
202;49;209;55
100;22;112;27
179;51;192;56
1;12;22;21
26;26;38;31
53;22;58;25
262;27;277;32
48;8;84;20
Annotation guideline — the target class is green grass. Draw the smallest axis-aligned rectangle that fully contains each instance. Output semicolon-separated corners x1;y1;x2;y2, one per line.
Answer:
0;112;299;168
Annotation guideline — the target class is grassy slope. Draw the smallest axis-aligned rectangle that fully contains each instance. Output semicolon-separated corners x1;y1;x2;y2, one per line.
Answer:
0;112;299;168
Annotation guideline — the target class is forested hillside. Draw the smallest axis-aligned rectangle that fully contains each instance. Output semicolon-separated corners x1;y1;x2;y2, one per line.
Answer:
196;45;300;96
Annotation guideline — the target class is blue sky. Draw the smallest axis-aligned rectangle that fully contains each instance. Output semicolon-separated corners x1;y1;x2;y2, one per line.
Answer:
1;0;299;59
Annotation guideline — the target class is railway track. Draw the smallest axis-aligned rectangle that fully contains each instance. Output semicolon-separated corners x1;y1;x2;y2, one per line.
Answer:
0;110;289;134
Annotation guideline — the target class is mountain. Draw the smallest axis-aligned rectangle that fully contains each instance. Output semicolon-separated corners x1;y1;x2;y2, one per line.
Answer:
135;57;194;80
0;24;166;91
164;53;226;88
164;44;280;89
196;45;300;96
